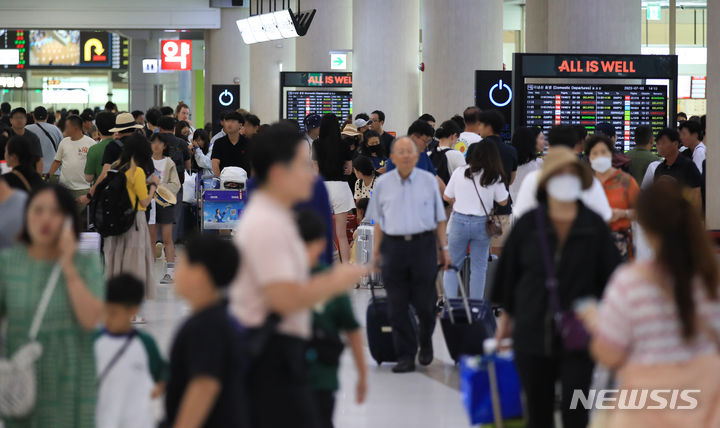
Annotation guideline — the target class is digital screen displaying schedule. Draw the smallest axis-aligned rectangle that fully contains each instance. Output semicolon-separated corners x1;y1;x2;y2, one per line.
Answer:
285;90;352;131
524;84;668;151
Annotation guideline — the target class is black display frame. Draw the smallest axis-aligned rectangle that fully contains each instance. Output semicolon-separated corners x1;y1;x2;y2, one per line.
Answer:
279;71;353;122
512;53;678;131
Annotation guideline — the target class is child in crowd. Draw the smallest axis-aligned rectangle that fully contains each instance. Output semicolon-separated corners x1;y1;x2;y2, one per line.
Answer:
148;133;181;284
299;210;367;428
164;234;246;428
94;274;167;428
349;198;370;263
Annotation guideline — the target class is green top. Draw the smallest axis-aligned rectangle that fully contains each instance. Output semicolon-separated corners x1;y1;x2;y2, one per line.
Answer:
92;328;169;383
307;293;360;391
84;137;113;183
625;147;660;185
0;245;105;428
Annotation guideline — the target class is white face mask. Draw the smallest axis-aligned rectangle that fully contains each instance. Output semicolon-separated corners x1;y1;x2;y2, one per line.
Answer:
590;156;612;173
546;174;582;202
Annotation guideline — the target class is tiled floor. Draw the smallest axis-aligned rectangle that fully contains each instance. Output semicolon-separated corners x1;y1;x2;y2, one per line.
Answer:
141;274;473;428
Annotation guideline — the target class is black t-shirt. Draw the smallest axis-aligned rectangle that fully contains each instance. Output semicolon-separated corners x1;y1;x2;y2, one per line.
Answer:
166;135;191;184
3;164;44;192
211;134;251;176
165;302;248;428
101;138;124;166
467;136;518;215
379;132;395;156
654;153;702;188
8;128;43;159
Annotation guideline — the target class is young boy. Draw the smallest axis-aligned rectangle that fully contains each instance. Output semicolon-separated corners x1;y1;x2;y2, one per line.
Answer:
298;210;368;428
94;274;167;428
164;234;246;428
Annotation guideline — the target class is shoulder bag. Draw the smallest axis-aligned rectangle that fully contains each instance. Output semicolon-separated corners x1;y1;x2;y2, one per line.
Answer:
534;207;590;351
470;175;503;238
11;169;32;193
0;263;62;418
35;123;60;151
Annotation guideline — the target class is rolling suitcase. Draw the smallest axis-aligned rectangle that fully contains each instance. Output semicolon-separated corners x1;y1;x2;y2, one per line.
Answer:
441;265;497;364
365;282;417;365
356;222;380;287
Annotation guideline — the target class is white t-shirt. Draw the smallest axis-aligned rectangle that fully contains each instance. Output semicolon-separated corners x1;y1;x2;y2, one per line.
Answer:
456;131;482;155
512;169;612;221
641;160;662;188
54;135;96;190
692;142;706;173
444;166;508;217
152;157;168;182
444;148;467;176
509;158;543;204
94;330;165;428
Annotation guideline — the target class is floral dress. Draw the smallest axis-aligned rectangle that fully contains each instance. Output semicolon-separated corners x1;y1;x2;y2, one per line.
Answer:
0;245;104;428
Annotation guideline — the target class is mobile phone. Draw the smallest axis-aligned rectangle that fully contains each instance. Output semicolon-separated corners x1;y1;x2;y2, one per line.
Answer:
573;297;598;315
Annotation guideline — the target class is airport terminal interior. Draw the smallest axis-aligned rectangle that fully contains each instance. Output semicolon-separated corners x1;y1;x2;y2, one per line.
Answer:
0;0;719;427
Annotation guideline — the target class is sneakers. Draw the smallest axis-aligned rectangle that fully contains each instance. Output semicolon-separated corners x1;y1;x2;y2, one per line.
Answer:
160;273;174;284
154;242;164;259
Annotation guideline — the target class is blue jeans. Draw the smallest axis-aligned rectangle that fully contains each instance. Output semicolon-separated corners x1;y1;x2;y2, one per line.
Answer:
443;212;491;299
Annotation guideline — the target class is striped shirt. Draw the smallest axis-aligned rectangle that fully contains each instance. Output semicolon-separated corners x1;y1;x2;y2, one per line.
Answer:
596;262;720;365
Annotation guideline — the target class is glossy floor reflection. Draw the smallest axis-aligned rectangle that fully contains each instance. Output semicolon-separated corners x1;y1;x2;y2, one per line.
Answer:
141;276;471;427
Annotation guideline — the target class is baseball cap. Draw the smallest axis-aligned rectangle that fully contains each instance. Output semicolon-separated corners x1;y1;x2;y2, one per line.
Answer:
354;118;371;128
33;106;48;121
80;109;95;122
304;113;322;130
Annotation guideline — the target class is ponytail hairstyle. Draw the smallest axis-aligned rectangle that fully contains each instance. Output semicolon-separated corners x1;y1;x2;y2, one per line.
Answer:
464;139;506;187
636;181;719;340
434;120;461;140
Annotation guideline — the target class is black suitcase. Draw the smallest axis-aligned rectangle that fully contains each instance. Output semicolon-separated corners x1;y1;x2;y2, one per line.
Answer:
440;265;497;364
366;280;417;365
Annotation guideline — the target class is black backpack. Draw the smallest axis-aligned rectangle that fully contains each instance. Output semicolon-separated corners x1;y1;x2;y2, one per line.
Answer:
90;166;138;237
429;147;452;184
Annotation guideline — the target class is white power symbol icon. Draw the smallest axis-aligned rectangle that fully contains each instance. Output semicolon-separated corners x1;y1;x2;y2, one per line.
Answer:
218;89;234;107
489;79;512;107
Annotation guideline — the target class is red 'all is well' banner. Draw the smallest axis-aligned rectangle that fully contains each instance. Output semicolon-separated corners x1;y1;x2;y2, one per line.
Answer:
558;60;637;74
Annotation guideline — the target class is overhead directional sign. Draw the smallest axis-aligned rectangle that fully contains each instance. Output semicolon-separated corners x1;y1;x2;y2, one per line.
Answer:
330;53;347;70
647;5;662;21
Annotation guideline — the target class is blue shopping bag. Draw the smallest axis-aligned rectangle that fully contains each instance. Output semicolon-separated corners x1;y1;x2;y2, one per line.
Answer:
460;353;523;425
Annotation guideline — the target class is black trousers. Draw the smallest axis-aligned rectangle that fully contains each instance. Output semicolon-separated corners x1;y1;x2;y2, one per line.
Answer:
246;334;319;428
313;390;336;428
380;233;438;362
514;349;595;428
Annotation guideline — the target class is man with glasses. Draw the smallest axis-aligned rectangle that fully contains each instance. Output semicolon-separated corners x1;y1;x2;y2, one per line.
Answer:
366;136;450;373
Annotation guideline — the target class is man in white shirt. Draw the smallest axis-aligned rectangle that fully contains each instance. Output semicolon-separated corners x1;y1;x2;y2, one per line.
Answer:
455;106;483;155
47;114;96;219
512;125;612;222
26;106;62;174
678;119;705;173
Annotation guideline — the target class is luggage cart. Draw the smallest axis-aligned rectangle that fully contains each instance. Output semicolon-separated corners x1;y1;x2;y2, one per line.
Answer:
198;176;247;235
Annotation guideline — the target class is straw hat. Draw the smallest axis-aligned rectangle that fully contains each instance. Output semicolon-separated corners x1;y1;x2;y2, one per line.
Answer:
341;123;362;137
537;146;593;190
109;112;144;133
154;184;177;207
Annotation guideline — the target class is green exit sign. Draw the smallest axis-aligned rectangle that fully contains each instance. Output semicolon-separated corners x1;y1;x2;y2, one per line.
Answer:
647;5;661;21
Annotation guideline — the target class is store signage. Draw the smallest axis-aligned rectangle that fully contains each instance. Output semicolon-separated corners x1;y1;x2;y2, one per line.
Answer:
330;53;346;70
647;5;662;21
517;54;676;78
142;58;159;74
0;75;23;88
211;84;240;135
161;40;192;71
281;72;352;88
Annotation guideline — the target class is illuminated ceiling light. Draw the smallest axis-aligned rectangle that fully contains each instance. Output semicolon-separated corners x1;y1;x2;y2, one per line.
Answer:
236;8;315;45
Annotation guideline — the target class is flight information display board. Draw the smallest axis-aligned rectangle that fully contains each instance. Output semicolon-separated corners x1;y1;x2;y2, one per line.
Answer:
285;90;352;131
524;84;667;151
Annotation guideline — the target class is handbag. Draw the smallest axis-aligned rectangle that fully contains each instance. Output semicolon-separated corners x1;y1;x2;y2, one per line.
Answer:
535;207;590;351
470;176;503;238
0;263;62;418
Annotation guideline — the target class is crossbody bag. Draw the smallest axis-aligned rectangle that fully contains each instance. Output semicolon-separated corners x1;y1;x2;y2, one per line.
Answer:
470;176;503;238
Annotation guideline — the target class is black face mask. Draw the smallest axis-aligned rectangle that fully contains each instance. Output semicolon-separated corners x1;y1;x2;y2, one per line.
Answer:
367;145;380;154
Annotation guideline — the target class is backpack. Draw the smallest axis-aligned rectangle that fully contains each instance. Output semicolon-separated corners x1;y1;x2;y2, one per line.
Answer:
90;166;138;237
429;147;452;184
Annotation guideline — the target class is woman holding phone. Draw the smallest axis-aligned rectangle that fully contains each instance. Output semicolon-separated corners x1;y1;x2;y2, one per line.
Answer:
0;184;104;428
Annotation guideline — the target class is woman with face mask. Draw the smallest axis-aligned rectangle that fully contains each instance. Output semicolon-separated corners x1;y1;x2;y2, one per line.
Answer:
359;130;387;175
586;135;640;260
492;146;621;428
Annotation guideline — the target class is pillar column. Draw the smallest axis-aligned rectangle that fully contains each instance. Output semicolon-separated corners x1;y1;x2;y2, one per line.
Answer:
421;0;503;122
204;7;251;121
249;40;295;123
295;0;352;72
128;35;154;111
353;0;420;134
527;0;641;54
705;2;719;228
